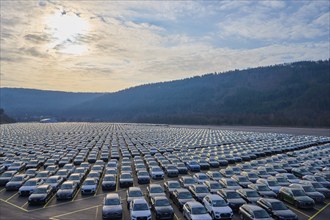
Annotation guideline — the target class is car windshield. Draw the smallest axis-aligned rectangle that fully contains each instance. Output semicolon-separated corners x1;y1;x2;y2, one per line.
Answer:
1;173;13;177
195;187;208;193
185;179;195;184
268;181;279;186
249;173;258;178
312;182;323;188
212;200;227;207
139;172;148;176
34;188;47;194
84;180;95;185
155;199;170;206
211;183;221;189
104;176;115;181
246;191;259;197
213;173;221;177
239;177;249;182
26;170;35;174
133;203;149;211
179;192;192;199
199;175;208;180
61;184;73;189
69;176;80;180
105;198;120;205
258;186;270;191
303;186;316;192
271;202;287;210
227;181;238;186
259;171;267;175
292;190;306;196
190;161;198;165
254;210;270;218
315;176;326;182
12;176;23;181
227;192;241;199
152;167;162;172
121;174;132;179
37;173;48;177
24;181;37;186
191;207;207;214
46;178;57;183
277;178;287;182
287;175;297;179
169;182;180;188
130;191;143;197
150;187;163;193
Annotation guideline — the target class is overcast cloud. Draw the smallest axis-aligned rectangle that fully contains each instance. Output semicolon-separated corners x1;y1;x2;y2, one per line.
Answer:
1;0;329;92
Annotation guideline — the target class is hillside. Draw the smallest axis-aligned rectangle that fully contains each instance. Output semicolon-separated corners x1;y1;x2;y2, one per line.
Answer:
0;108;15;124
1;60;329;127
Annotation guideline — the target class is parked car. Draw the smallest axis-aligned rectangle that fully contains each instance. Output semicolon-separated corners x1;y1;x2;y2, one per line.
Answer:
28;184;54;205
193;173;210;184
302;175;330;188
164;180;181;199
102;193;123;219
0;170;17;186
150;196;174;220
268;176;290;187
126;187;144;209
231;175;252;188
172;188;195;211
137;170;151;184
203;194;233;220
68;173;84;187
220;178;242;190
186;161;201;172
237;188;261;204
239;204;273;220
289;183;325;203
256;179;281;194
19;177;44;196
203;180;223;194
129;198;152;220
276;173;300;184
299;180;330;198
248;184;276;198
44;175;64;192
206;171;222;181
165;164;179;177
147;184;166;201
179;176;197;188
102;174;116;190
278;187;315;209
119;172;134;188
25;168;38;178
217;189;246;212
183;201;212;220
241;171;259;183
292;167;312;178
257;198;298;220
150;166;164;180
188;184;210;202
81;178;98;195
5;174;29;191
56;181;78;200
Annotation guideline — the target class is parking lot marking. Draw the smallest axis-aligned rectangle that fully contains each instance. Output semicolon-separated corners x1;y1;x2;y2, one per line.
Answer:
95;205;99;219
174;213;180;220
5;192;18;202
0;188;5;193
308;203;330;220
0;198;28;212
72;189;79;201
286;205;311;218
22;201;28;208
50;205;101;219
44;193;57;208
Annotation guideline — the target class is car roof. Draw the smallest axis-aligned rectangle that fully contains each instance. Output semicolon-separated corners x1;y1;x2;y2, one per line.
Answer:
129;187;142;191
242;204;266;211
206;194;224;200
133;198;147;204
186;201;204;208
105;193;120;199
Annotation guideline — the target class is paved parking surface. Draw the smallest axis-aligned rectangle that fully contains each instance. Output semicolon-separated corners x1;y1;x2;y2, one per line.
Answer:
0;123;329;220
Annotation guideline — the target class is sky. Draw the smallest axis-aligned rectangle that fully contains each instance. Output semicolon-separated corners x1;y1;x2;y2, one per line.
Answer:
1;0;329;92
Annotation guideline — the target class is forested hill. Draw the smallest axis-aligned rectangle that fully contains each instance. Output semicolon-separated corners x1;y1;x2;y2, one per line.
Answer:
1;60;329;127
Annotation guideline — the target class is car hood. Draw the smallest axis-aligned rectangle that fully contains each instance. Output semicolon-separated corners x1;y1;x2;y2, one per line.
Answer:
191;213;212;220
155;206;173;213
296;196;314;202
228;198;246;204
273;210;297;218
20;186;36;191
306;192;325;197
82;185;96;189
6;181;23;186
102;181;116;184
211;206;232;213
131;210;151;217
103;205;122;213
29;194;46;200
179;198;195;204
57;189;74;194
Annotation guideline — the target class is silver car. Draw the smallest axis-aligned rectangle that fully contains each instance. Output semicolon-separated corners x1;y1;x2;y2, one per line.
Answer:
102;193;123;219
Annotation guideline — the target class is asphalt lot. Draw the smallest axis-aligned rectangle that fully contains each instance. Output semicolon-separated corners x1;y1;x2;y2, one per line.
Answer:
0;123;329;220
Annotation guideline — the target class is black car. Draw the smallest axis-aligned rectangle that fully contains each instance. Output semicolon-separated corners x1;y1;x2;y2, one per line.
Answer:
189;184;210;202
102;174;117;190
257;198;298;220
217;189;246;212
165;164;179;177
56;181;78;200
172;188;195;211
164;180;181;199
237;188;261;204
28;184;54;205
176;162;188;174
151;196;174;220
239;204;273;220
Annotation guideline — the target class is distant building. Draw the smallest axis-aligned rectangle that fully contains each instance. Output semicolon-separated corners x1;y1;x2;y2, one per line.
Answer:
40;118;57;123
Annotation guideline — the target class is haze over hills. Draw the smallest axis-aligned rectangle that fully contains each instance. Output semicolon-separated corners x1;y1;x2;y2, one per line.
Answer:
1;60;329;127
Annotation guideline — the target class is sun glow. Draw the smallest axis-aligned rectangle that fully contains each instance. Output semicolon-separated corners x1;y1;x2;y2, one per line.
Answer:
45;11;90;55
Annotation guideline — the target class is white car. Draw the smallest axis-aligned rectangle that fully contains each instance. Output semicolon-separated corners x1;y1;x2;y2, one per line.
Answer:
203;194;233;219
130;198;152;220
183;201;212;220
150;166;164;180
